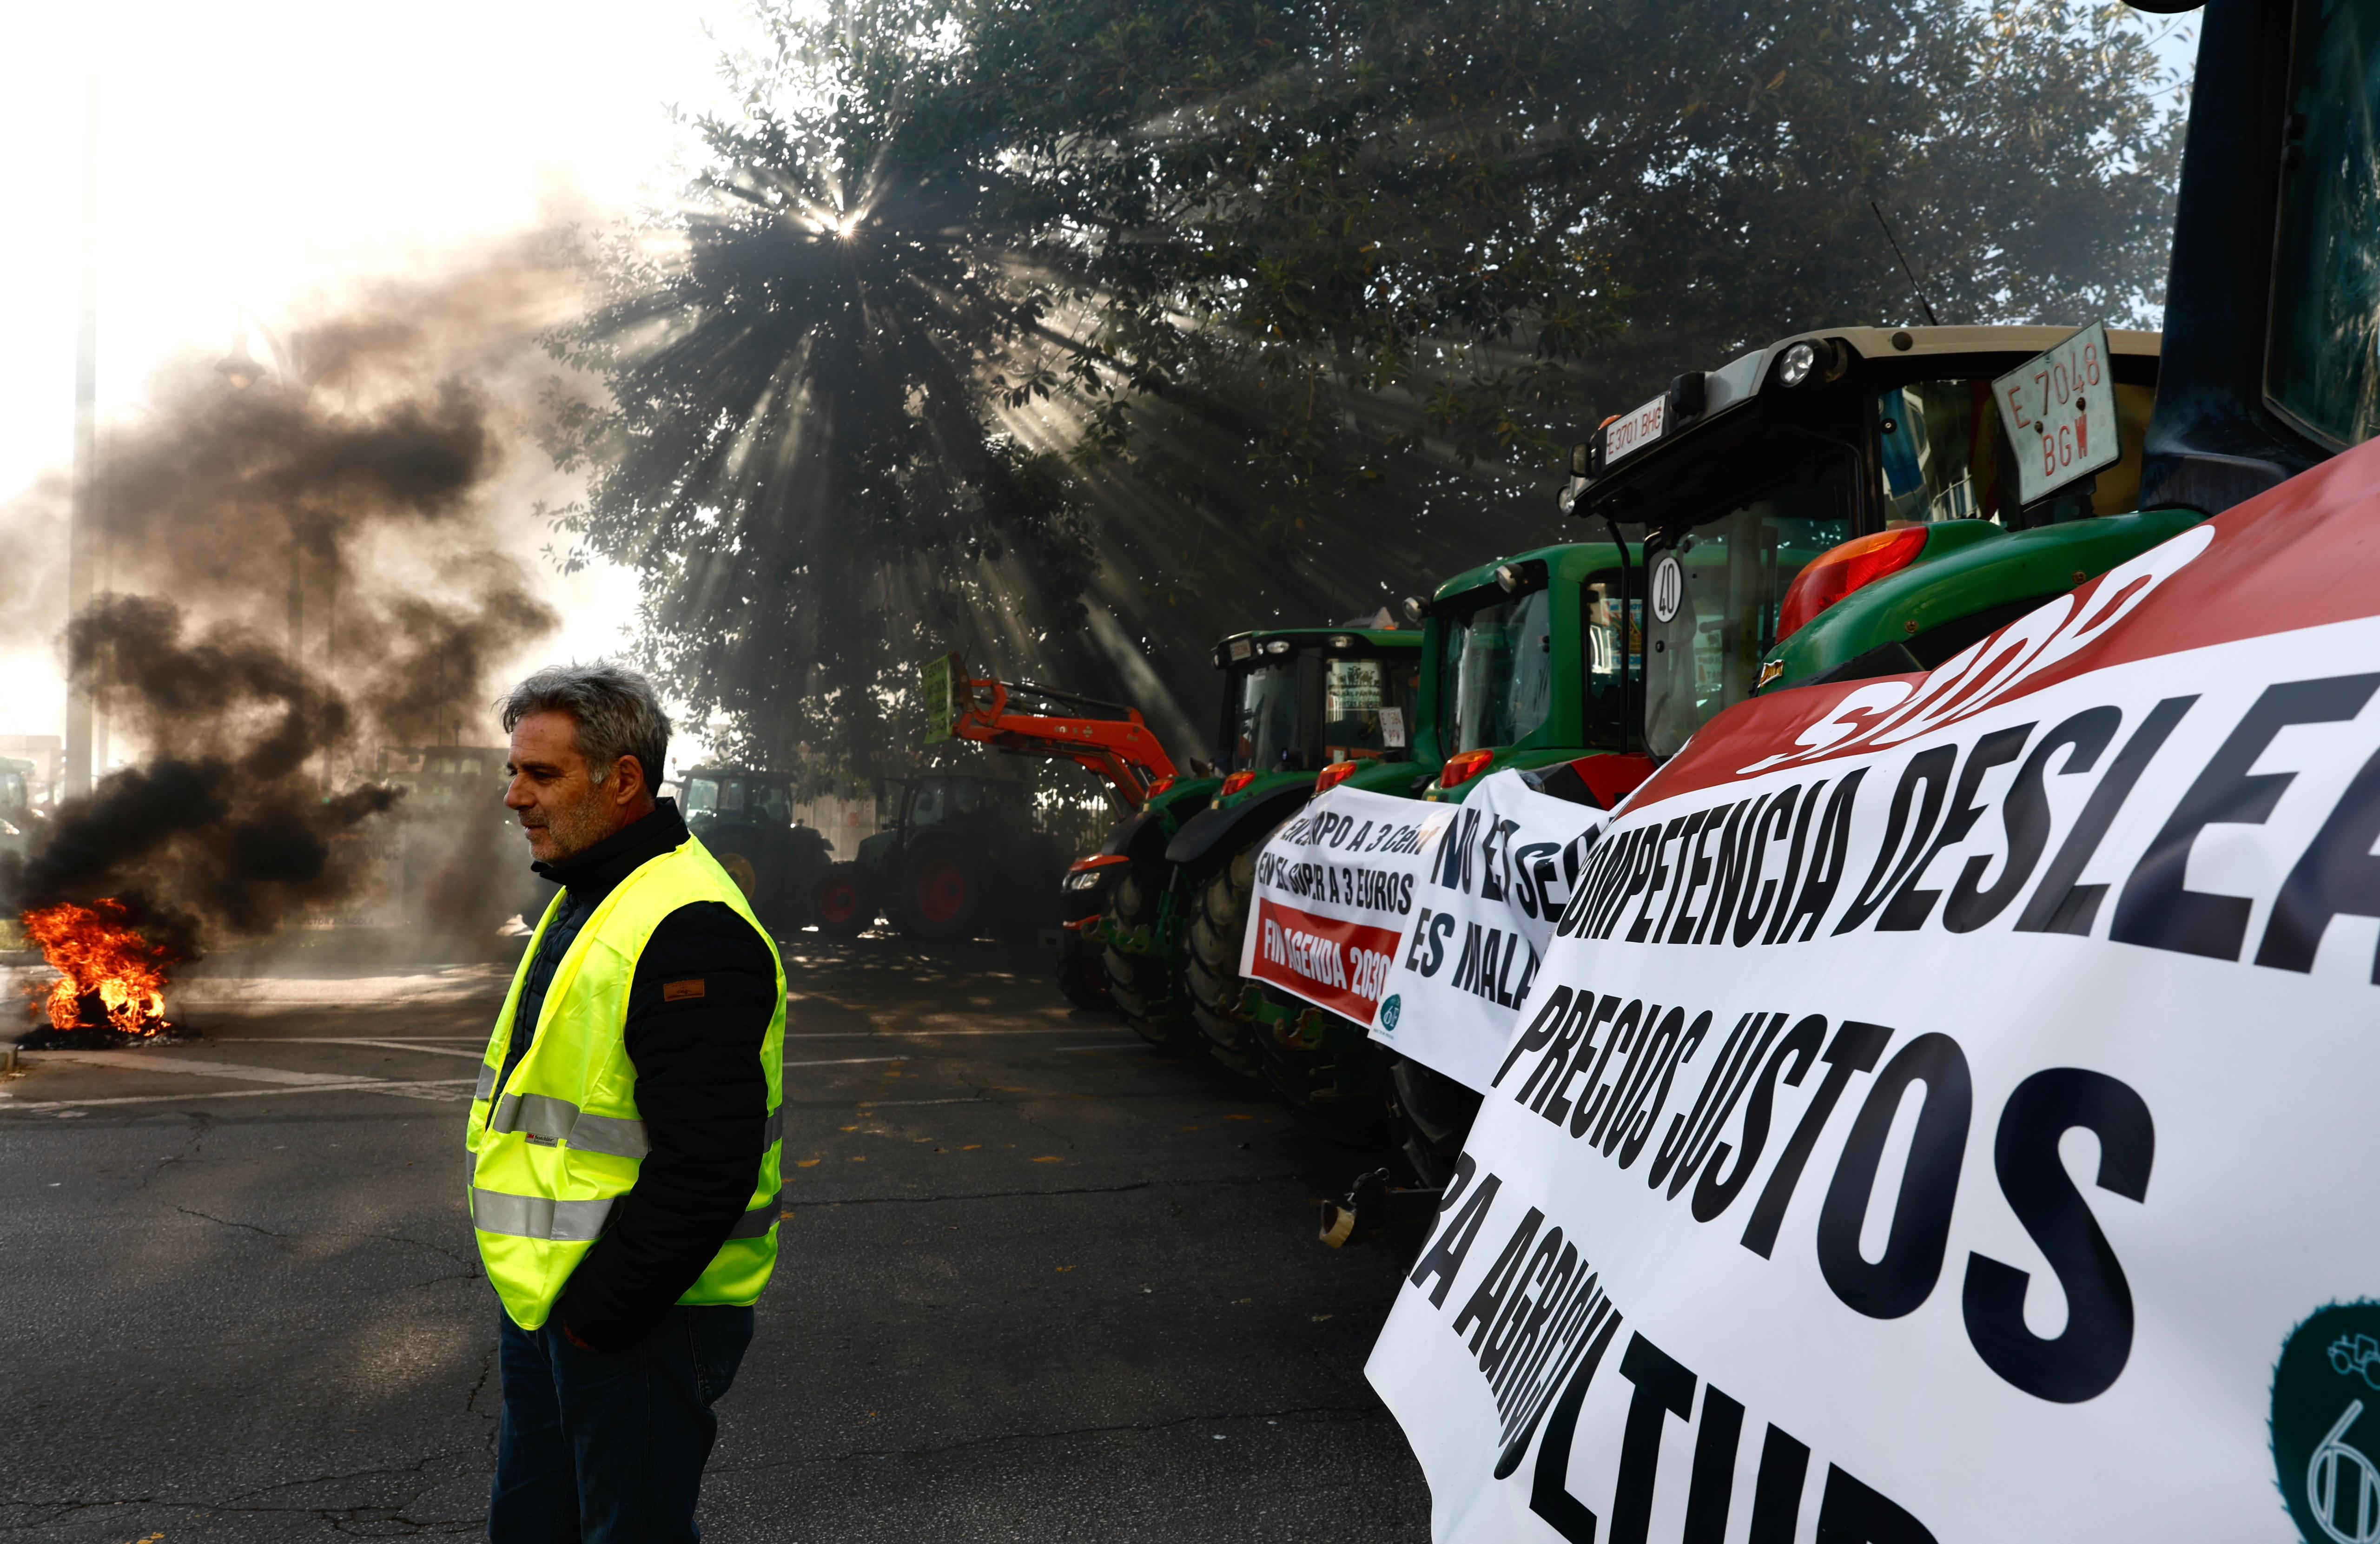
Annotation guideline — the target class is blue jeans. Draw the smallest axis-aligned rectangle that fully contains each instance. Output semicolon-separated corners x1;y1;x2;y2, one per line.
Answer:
489;1304;754;1544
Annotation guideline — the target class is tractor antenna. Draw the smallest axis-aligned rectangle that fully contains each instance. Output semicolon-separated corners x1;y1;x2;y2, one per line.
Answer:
1870;200;1941;328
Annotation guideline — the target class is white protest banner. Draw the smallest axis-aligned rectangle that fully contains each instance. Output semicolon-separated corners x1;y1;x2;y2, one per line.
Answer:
1375;771;1608;1094
1367;442;2380;1544
1240;787;1454;1026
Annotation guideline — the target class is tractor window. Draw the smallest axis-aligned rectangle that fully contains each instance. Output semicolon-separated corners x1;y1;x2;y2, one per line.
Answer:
0;770;23;812
1643;442;1858;757
721;779;746;813
684;778;720;815
1877;380;2007;522
1582;576;1643;751
753;784;793;824
2268;0;2380;449
1438;587;1553;754
1321;656;1417;762
909;782;946;825
1226;660;1302;773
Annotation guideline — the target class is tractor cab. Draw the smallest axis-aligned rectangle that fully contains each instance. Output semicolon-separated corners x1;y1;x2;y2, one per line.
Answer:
834;772;1066;942
1210;624;1424;798
887;772;1033;834
678;764;834;936
1563;325;2167;757
1415;542;1646;801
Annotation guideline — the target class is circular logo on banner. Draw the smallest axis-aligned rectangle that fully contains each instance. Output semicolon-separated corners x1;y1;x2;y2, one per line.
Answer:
1650;554;1684;623
1379;995;1401;1033
2275;1304;2380;1544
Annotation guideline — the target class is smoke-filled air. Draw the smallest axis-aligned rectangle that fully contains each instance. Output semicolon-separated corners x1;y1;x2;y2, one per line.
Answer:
2;258;576;1013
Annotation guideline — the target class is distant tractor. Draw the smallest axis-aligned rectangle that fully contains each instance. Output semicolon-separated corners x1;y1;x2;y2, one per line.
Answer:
861;661;1185;961
676;765;837;939
1085;623;1424;1075
820;772;1071;942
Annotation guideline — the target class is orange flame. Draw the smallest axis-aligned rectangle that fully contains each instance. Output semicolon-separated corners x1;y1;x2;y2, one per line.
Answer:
20;899;175;1035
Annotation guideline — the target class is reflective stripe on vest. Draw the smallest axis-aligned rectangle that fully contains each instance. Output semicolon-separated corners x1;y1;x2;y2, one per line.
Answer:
471;1187;784;1243
486;1093;785;1161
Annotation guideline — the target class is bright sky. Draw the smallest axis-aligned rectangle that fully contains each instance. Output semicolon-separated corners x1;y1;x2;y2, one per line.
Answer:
0;0;750;752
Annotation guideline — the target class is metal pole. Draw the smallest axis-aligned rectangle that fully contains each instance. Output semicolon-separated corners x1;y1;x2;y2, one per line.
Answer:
63;71;99;800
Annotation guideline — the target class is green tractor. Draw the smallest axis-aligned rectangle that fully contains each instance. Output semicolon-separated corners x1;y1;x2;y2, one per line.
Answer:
1054;772;1218;1011
676;765;837;940
1087;624;1424;1062
1556;327;2170;745
1739;0;2380;716
1355;328;2168;1183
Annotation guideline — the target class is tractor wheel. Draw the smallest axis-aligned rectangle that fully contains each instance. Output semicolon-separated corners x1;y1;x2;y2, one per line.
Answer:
816;863;868;937
1184;844;1263;1078
1100;871;1197;1051
1053;945;1112;1011
1381;1049;1482;1188
707;839;797;939
899;845;987;942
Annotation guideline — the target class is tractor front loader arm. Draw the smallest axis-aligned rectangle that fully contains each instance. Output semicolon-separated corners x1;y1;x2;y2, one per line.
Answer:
949;675;1179;810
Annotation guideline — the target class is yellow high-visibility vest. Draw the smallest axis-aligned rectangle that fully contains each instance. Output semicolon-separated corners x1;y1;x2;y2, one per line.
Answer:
465;834;786;1330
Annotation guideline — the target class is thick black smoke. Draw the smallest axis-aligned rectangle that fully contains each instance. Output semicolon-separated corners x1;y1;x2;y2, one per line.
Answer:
3;262;571;954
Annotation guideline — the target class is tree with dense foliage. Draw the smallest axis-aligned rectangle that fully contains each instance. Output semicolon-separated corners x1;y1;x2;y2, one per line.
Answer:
548;0;2185;782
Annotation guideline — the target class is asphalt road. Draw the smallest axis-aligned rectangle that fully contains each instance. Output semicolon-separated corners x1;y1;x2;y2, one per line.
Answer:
0;937;1433;1542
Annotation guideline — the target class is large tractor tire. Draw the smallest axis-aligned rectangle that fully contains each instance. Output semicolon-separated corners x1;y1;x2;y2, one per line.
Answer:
1381;1049;1482;1188
815;863;869;937
1053;944;1111;1011
1184;843;1263;1078
1100;871;1197;1051
899;844;989;942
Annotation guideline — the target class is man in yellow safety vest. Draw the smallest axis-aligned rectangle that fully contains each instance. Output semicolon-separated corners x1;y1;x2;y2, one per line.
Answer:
473;663;787;1543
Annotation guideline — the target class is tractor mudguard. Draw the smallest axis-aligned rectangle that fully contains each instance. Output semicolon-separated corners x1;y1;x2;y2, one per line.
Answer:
1099;808;1162;859
1164;784;1311;869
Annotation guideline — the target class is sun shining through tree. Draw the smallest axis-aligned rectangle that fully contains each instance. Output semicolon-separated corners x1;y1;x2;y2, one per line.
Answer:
542;0;1103;787
551;0;2188;786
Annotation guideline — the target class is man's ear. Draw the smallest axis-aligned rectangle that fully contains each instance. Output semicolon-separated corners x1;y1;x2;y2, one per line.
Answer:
611;755;648;807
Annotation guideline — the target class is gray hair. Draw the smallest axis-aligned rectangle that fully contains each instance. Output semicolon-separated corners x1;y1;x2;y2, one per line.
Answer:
500;663;672;788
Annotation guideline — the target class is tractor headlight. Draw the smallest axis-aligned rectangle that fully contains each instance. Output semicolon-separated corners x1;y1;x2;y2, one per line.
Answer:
1066;870;1102;891
1778;341;1818;388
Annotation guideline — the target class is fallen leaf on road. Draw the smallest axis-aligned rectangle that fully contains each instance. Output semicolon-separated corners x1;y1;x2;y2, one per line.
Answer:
796;1159;821;1168
847;1155;867;1162
1030;1155;1063;1163
1056;1265;1075;1273
1311;1313;1334;1323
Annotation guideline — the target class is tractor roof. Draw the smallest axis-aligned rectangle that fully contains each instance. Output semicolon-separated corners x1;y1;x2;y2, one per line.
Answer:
1210;625;1420;669
1566;323;2161;516
1429;540;1635;609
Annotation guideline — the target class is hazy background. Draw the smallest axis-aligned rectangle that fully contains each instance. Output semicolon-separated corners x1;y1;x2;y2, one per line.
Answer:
0;1;2202;779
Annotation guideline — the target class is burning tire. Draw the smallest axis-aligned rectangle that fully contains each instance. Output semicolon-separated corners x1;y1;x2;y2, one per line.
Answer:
898;843;987;942
1381;1049;1481;1188
816;863;869;937
1184;843;1263;1078
1100;870;1197;1051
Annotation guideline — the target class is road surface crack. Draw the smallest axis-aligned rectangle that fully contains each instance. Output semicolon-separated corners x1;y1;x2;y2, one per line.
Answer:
175;1206;289;1240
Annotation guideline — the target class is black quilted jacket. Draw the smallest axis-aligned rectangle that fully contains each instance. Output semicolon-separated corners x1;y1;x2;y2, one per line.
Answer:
504;799;778;1350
